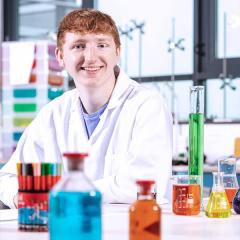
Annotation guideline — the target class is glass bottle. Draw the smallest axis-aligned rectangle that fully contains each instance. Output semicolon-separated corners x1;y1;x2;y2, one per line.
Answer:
49;153;102;240
218;157;239;207
189;86;204;197
233;188;240;214
205;172;231;218
129;180;161;240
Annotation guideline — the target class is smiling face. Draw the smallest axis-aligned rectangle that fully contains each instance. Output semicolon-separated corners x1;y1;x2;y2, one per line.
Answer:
56;32;120;90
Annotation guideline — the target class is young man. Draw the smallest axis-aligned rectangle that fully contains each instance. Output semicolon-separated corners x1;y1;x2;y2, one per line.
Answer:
0;9;172;208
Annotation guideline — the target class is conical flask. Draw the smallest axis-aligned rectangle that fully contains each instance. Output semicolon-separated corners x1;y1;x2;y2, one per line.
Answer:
218;157;239;207
49;153;102;240
188;86;204;197
205;172;231;218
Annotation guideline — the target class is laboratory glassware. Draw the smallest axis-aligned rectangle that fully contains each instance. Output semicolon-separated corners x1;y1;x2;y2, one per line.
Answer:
129;180;161;240
233;188;240;214
205;172;231;218
218;157;239;207
189;86;204;197
49;153;102;240
172;175;201;216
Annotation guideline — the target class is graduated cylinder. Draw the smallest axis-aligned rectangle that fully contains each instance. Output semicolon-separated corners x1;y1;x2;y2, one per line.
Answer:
188;86;204;195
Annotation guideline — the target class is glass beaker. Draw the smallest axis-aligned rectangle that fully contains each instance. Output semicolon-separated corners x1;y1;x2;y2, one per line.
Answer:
172;175;201;216
49;153;102;240
218;157;237;174
218;157;239;207
189;86;204;198
205;172;231;218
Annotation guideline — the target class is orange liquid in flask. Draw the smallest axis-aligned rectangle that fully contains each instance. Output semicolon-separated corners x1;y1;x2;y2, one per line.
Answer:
225;188;238;207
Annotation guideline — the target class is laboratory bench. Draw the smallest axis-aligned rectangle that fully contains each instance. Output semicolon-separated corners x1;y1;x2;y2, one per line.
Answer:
1;161;239;193
0;203;240;240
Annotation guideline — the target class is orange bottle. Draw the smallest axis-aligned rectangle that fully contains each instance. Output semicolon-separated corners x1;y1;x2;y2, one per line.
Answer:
129;180;161;240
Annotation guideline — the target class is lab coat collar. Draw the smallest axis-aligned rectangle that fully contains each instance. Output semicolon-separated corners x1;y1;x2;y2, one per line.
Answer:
70;89;82;113
107;69;135;110
69;89;89;142
89;70;134;143
70;69;134;113
68;70;135;144
68;69;135;143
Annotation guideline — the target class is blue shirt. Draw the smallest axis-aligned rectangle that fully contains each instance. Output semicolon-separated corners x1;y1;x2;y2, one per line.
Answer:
82;103;108;138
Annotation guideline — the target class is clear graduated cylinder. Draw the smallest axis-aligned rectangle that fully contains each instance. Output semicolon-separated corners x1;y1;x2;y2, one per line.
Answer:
205;172;231;218
49;153;102;240
189;86;204;197
129;180;161;240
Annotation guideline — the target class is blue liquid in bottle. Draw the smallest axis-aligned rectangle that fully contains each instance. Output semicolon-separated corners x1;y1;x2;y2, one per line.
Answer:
49;191;101;240
49;153;102;240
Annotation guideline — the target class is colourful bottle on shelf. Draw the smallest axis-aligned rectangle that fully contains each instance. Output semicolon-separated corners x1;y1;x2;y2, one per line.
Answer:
13;89;37;98
205;172;231;218
129;180;161;240
49;153;102;240
189;86;204;197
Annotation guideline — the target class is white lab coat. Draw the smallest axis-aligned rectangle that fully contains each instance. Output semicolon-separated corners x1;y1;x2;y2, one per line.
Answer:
0;70;173;208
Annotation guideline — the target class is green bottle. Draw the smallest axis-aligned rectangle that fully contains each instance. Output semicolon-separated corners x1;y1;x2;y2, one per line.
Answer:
189;86;204;197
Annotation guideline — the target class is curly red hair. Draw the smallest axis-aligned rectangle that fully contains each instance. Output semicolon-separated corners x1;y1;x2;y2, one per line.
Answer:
57;8;121;50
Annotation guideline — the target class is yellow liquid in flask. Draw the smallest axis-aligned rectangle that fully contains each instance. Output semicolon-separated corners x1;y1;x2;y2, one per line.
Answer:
205;191;231;218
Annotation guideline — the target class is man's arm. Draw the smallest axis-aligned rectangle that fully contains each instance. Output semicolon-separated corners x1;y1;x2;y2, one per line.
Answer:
0;172;18;208
0;112;45;208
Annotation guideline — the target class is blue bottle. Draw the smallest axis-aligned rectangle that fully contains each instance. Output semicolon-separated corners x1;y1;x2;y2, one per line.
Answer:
49;153;102;240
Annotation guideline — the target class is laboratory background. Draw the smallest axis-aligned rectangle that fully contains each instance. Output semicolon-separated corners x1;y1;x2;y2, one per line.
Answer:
1;0;240;194
1;0;240;239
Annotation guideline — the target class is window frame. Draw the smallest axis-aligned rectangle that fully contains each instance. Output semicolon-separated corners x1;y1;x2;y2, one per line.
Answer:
3;0;240;122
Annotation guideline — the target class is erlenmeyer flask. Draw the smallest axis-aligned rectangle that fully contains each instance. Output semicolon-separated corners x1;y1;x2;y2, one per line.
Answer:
218;157;239;207
205;172;231;218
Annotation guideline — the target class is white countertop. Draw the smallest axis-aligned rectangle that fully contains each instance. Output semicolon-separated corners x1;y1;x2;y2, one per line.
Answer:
0;203;240;240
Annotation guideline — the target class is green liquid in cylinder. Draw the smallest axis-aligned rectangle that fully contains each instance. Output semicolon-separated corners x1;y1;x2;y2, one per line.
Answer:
189;113;204;193
189;113;204;174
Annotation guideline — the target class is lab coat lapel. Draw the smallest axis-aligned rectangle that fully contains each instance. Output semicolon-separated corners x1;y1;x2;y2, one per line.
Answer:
68;92;89;151
89;70;133;145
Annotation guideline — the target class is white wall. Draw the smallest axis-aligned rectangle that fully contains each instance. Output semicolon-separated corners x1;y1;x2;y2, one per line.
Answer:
174;123;240;165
